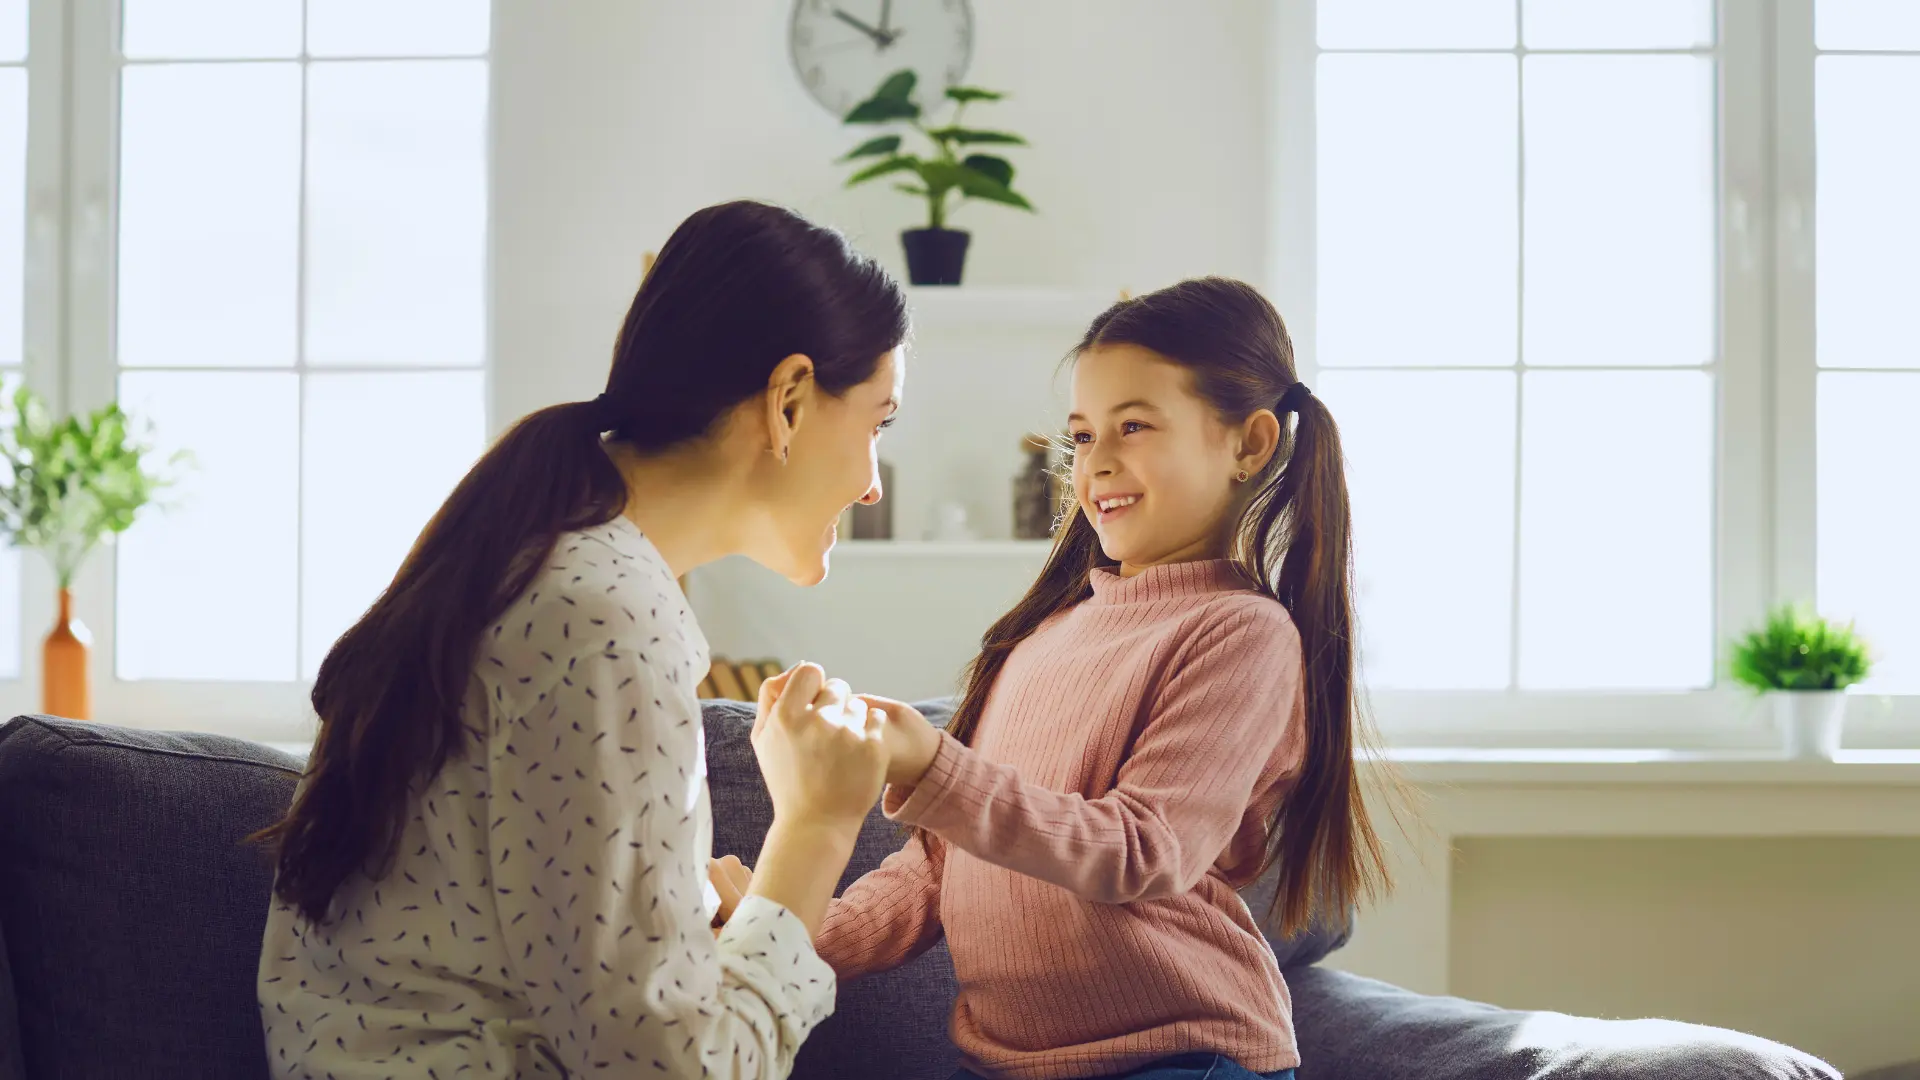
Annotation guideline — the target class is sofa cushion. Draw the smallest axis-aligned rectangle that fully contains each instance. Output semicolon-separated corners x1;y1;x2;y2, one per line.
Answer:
0;716;301;1080
0;905;22;1080
1286;964;1841;1080
703;698;961;1080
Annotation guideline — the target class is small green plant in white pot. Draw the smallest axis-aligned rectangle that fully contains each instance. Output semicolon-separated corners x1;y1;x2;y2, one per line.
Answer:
1728;605;1872;759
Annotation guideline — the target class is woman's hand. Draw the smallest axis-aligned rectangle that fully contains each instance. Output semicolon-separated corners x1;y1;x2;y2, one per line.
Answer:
856;694;943;790
708;855;752;938
751;662;888;832
742;663;888;935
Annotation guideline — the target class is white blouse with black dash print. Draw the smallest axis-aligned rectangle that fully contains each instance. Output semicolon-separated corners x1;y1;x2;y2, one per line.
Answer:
258;516;835;1079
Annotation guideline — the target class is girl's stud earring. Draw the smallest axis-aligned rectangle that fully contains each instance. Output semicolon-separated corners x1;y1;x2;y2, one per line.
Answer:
1235;469;1249;483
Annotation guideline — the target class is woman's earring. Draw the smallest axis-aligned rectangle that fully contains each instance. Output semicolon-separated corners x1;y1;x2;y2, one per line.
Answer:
1235;469;1249;483
781;446;790;464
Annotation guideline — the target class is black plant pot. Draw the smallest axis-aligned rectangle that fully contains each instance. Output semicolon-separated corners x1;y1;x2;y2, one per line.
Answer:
901;227;971;286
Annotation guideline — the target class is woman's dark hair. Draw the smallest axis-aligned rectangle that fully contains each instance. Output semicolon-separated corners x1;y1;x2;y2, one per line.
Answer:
258;200;908;923
945;276;1388;935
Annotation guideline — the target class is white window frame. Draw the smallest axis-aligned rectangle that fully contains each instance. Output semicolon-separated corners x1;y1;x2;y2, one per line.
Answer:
1269;0;1918;749
0;0;80;726
0;0;491;742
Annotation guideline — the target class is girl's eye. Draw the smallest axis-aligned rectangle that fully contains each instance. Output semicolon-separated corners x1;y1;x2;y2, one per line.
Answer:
1071;431;1093;444
877;417;896;433
1121;420;1146;435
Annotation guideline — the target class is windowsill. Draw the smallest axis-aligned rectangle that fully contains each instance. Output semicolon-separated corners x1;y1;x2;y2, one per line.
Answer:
1379;746;1920;785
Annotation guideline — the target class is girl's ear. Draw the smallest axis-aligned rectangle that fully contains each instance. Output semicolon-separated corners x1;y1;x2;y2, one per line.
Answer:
761;354;815;461
1237;408;1284;476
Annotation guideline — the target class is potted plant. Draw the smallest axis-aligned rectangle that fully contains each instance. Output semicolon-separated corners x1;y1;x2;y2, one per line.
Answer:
1728;604;1873;759
0;386;179;719
838;69;1034;286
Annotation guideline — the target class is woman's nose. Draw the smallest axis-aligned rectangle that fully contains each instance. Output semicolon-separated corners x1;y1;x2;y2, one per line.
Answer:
858;478;883;505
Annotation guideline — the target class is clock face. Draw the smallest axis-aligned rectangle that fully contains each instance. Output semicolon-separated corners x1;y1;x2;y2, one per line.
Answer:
790;0;975;119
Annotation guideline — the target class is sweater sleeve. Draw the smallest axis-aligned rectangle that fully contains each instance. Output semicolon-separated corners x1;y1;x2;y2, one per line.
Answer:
489;645;835;1078
813;832;947;980
885;601;1302;905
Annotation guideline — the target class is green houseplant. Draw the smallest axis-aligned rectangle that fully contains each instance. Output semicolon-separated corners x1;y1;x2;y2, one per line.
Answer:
838;69;1034;286
1728;604;1873;759
0;386;178;719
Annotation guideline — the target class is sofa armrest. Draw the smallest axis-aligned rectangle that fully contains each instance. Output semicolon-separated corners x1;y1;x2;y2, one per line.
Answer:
1286;965;1840;1080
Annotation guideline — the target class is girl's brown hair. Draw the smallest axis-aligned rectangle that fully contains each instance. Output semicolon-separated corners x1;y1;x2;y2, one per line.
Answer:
946;276;1388;935
257;201;908;924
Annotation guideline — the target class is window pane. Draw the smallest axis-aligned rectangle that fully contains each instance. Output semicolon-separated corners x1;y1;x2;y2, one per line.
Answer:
301;371;484;677
1522;0;1714;49
1818;372;1920;692
118;64;300;368
305;61;486;367
1818;0;1920;50
1517;371;1713;689
1323;370;1516;690
121;0;301;60
0;0;22;62
307;0;490;57
1318;0;1515;49
0;69;22;366
1318;55;1517;368
1817;57;1920;369
1524;56;1716;368
116;372;298;681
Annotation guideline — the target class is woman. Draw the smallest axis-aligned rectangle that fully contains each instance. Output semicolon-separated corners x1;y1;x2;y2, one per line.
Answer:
256;200;909;1078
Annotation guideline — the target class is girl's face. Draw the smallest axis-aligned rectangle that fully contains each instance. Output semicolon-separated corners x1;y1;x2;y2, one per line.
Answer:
1069;344;1257;577
752;348;904;586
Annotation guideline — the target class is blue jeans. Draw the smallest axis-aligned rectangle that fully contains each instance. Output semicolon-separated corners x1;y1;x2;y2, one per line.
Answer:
951;1055;1294;1080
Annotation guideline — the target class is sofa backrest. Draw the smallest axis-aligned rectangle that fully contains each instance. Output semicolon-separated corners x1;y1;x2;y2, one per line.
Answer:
0;715;304;1080
0;706;1348;1080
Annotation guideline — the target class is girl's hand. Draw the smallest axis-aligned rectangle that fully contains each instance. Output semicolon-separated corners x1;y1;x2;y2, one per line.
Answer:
751;663;889;832
856;694;943;790
709;854;752;936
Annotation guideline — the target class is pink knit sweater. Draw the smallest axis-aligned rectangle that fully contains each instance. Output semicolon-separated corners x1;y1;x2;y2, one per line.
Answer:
817;559;1307;1080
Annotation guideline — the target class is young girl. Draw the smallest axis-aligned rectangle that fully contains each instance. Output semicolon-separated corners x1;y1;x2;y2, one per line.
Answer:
823;277;1388;1080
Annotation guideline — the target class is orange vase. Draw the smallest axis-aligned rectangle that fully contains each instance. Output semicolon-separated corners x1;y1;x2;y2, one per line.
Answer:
43;587;92;720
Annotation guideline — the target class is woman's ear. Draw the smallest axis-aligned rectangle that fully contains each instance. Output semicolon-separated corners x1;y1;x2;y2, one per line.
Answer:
762;354;815;462
1238;408;1283;476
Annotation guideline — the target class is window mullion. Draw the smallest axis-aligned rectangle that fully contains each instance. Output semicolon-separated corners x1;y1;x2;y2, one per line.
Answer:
1270;0;1315;381
62;0;116;417
61;0;123;692
1717;0;1780;656
1771;0;1819;608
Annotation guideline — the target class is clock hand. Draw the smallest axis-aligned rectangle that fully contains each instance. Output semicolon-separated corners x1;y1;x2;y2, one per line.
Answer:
832;7;888;47
877;0;900;49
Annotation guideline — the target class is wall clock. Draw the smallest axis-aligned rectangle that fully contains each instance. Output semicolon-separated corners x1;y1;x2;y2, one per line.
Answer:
790;0;975;119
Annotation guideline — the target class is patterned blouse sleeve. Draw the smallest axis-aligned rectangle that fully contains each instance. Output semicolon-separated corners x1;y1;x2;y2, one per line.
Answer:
487;644;836;1078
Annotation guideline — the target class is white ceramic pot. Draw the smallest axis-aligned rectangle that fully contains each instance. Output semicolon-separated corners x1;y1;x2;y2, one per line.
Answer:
1773;691;1847;760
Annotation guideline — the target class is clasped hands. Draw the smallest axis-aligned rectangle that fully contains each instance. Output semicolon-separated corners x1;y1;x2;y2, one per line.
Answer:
710;661;942;933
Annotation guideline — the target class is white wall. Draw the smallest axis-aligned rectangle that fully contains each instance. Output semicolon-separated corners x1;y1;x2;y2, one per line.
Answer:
1451;837;1920;1076
489;0;1276;431
489;0;1279;697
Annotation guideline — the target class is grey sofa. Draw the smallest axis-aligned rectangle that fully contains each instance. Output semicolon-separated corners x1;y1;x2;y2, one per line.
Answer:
0;708;1841;1080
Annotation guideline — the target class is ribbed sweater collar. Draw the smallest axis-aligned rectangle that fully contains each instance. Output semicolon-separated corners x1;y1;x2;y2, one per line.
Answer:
1085;559;1251;606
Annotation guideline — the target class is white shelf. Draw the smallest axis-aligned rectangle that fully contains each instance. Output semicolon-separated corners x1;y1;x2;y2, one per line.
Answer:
831;539;1054;558
904;287;1122;333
